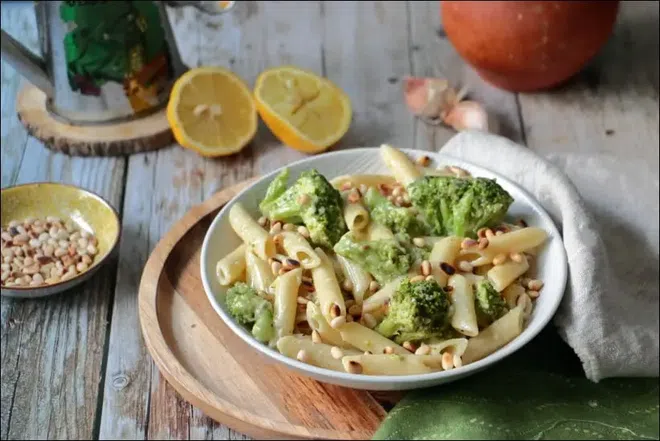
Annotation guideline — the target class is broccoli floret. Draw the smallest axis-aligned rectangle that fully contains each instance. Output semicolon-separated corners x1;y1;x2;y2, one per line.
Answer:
474;279;509;327
225;282;275;343
375;278;452;344
333;232;412;284
363;187;429;239
395;233;431;264
407;176;513;238
259;169;346;248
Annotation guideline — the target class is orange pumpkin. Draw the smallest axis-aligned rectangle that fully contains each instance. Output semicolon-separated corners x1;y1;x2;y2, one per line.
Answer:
441;1;620;91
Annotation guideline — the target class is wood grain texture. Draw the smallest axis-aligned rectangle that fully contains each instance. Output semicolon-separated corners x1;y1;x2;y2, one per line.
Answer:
2;0;658;439
518;1;659;160
137;183;388;440
16;85;173;157
410;2;524;150
1;4;126;440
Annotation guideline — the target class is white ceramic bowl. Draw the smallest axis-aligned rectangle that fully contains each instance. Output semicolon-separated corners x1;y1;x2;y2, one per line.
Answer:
200;148;567;391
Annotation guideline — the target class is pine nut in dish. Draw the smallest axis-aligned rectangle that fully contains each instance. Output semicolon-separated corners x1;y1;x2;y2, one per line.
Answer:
1;217;101;289
415;344;431;356
492;253;508;265
528;279;544;291
421;260;432;276
330;346;344;359
412;237;426;247
402;341;417;352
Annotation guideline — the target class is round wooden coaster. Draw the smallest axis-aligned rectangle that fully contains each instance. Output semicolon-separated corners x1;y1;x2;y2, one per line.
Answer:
16;84;174;157
139;180;402;440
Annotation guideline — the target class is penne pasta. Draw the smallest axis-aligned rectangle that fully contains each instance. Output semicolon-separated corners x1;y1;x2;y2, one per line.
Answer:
427;338;469;357
459;227;547;267
462;306;524;364
216;243;247;286
336;255;372;305
277;335;360;372
228;202;276;260
245;247;274;292
338;322;408;355
343;202;370;232
429;236;463;287
448;274;479;337
379;144;422;187
330;174;398;190
342;354;445;375
311;248;346;321
487;255;529;292
362;276;404;312
279;231;321;269
305;302;350;348
502;283;526;308
220;144;551;376
273;268;303;338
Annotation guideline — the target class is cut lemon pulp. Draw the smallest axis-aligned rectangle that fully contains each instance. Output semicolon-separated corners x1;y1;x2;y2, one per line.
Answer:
254;66;352;154
167;67;257;157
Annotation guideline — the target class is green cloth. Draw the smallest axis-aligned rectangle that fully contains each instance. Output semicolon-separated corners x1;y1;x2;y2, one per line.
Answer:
374;329;659;440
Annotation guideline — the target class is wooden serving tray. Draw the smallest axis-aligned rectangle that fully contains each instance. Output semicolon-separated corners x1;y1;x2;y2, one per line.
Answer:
138;180;403;440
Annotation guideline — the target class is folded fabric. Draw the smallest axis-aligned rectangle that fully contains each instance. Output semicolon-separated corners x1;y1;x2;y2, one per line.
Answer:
374;130;659;440
437;131;659;381
373;329;659;440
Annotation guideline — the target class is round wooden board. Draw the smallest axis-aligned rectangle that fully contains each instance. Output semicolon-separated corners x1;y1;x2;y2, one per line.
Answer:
138;180;403;440
16;84;174;157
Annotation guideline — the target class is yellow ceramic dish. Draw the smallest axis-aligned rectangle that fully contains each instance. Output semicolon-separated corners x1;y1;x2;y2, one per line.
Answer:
1;182;120;298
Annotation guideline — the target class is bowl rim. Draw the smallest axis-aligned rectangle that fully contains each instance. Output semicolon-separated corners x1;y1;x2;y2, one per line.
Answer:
200;147;568;386
1;181;122;293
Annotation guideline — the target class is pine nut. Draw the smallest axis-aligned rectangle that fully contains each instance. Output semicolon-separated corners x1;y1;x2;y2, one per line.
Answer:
296;349;309;363
330;316;346;329
296;296;309;305
311;330;322;344
14;234;28;244
347;190;361;204
421;260;432;276
297;225;310;238
346;361;363;374
341;279;354;293
76;262;89;272
441;352;454;370
369;281;380;293
361;313;377;329
527;290;540;299
269;222;282;234
485;228;495;239
416;155;431;167
528;279;544;291
330;346;344;359
411;237;426;248
492;254;507;265
415;344;431;356
283;223;295;232
510;252;524;263
383;346;394;355
257;216;268;227
478;238;489;249
348;304;362;316
410;275;425;283
402;341;417;352
391;186;402;197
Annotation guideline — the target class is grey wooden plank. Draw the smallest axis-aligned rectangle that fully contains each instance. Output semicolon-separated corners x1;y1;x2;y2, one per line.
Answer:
518;1;659;162
0;3;38;188
1;142;126;440
98;2;263;439
1;3;127;440
321;1;415;150
409;1;524;150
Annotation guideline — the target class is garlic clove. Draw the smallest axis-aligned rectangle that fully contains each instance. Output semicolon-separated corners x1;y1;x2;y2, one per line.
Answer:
442;100;489;132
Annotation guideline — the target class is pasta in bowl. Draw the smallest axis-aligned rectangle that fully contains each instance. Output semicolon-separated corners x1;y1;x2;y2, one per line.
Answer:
200;145;567;390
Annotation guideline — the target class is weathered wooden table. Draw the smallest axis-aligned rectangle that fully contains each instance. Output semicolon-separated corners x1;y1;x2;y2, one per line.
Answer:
1;1;657;439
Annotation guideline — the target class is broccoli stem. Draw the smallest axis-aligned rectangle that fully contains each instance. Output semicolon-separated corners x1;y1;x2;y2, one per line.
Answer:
252;307;275;343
